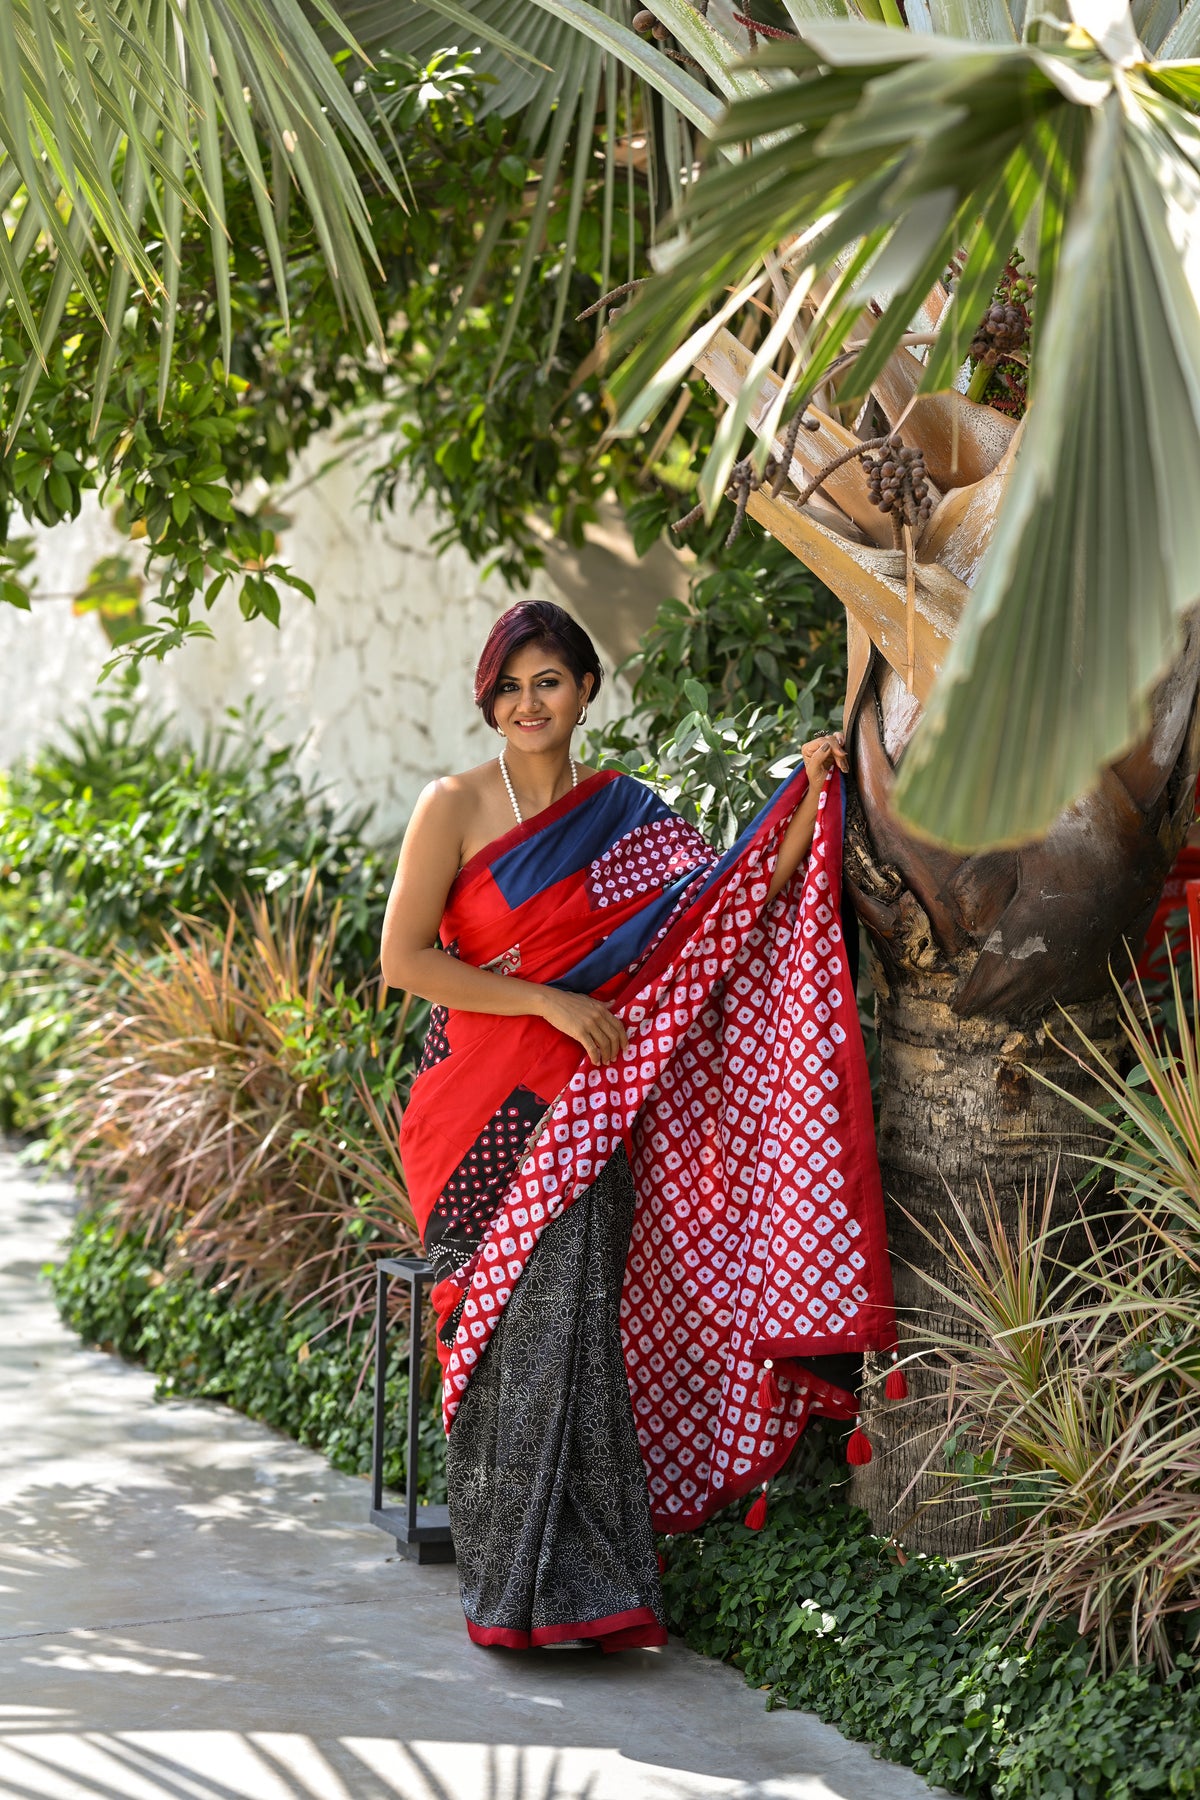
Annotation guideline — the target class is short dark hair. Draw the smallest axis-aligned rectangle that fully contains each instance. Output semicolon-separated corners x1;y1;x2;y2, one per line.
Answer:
474;601;604;729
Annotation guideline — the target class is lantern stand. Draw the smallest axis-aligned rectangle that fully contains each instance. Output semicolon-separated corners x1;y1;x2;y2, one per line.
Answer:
369;1256;455;1564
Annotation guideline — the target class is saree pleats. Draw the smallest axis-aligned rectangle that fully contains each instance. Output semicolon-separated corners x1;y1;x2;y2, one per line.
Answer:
446;1148;666;1651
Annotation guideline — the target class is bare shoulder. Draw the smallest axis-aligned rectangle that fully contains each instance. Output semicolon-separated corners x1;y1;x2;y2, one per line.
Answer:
420;763;497;821
407;765;496;856
402;773;468;854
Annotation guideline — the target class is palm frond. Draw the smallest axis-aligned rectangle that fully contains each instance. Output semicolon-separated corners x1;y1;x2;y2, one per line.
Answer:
603;11;1200;849
343;0;721;367
896;78;1200;847
2;1;399;418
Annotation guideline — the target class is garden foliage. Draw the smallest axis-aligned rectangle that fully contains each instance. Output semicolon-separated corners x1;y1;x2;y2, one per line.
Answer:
662;1436;1200;1800
589;501;844;845
910;948;1200;1674
0;691;390;1134
0;49;664;652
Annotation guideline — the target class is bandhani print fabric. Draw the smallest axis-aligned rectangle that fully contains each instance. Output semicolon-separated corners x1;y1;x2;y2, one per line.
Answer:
399;764;896;1539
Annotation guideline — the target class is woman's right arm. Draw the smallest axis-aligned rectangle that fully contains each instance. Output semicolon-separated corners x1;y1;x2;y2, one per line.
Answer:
380;783;628;1065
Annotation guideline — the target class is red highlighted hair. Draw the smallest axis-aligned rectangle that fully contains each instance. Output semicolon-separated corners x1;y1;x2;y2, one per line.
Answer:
474;600;604;729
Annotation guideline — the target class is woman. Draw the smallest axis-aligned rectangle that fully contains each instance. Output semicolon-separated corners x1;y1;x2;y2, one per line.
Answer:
381;599;894;1653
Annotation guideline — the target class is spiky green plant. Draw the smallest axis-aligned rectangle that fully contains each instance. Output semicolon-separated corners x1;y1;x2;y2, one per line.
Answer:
909;954;1200;1671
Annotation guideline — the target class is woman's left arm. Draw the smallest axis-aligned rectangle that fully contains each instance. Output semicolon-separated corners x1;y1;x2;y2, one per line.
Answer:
764;732;850;905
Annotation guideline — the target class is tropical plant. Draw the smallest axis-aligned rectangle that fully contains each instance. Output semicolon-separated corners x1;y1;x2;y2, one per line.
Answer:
0;2;396;400
907;951;1200;1670
55;886;426;1319
0;693;389;1131
518;0;1200;1541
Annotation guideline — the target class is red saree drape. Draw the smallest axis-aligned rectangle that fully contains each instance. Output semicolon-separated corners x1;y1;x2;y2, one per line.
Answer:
399;765;895;1533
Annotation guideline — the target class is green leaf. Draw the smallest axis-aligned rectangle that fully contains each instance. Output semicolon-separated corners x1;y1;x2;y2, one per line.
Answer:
0;1;399;386
190;484;235;521
1;578;31;610
895;84;1200;847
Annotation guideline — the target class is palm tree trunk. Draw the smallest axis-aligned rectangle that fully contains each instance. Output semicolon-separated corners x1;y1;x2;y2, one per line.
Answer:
842;638;1200;1551
851;952;1120;1552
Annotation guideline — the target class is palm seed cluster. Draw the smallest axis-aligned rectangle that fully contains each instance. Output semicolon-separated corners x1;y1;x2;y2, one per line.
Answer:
969;301;1029;367
862;440;933;533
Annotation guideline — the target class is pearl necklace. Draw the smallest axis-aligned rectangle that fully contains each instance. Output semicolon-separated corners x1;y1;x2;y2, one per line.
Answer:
498;742;577;826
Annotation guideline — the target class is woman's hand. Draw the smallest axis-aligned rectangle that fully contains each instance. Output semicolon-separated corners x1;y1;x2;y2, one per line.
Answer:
801;731;850;789
537;987;629;1066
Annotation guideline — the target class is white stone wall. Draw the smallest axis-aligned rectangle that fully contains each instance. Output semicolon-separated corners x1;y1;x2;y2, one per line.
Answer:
0;433;634;842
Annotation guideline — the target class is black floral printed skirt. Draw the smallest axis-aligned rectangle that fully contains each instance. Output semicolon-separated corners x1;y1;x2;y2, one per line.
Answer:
445;1146;667;1651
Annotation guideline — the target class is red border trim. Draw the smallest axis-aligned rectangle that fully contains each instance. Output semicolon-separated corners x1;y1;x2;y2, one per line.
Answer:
465;1605;665;1652
533;1606;663;1647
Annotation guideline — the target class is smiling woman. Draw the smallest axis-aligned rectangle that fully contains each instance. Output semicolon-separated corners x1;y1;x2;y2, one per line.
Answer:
380;600;892;1653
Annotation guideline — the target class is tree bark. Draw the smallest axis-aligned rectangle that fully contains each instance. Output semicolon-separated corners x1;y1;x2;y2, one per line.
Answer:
843;631;1200;1550
851;951;1120;1552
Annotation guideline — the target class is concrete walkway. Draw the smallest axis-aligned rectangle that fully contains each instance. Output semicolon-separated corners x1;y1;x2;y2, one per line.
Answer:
0;1149;942;1800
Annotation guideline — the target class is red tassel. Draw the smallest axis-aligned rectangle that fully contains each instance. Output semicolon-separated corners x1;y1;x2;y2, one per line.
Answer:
744;1486;769;1531
846;1421;873;1466
656;1550;666;1575
756;1359;781;1412
885;1356;909;1401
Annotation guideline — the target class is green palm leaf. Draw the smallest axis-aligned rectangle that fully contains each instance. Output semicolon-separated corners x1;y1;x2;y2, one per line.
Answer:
342;0;720;371
1;1;399;423
600;9;1200;848
895;80;1200;846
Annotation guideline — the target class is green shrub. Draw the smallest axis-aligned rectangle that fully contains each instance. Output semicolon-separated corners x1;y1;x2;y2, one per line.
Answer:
661;1440;1200;1799
619;498;846;736
0;690;390;1132
52;891;424;1307
2;688;386;962
52;1211;445;1502
589;521;844;846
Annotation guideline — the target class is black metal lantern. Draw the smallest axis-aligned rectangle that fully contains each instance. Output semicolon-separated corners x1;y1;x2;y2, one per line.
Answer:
369;1256;454;1563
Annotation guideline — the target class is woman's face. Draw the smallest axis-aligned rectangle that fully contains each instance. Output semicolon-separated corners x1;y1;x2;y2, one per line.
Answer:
493;641;592;755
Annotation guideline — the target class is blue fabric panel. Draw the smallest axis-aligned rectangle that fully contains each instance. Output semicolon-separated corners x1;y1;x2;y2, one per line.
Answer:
551;873;704;994
548;764;817;994
490;776;671;911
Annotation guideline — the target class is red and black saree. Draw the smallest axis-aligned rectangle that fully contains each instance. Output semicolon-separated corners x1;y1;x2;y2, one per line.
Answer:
399;765;895;1651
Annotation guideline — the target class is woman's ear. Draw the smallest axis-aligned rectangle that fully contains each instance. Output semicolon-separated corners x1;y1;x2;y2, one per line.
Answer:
580;672;595;704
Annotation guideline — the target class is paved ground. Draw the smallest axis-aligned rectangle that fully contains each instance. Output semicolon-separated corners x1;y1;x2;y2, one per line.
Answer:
0;1148;943;1800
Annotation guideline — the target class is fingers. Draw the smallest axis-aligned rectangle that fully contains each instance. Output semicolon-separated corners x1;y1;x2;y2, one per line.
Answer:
577;999;628;1066
802;731;848;776
593;1004;628;1066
